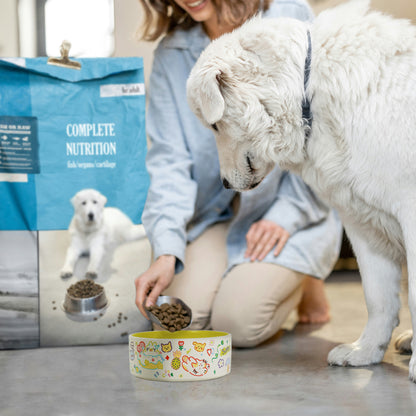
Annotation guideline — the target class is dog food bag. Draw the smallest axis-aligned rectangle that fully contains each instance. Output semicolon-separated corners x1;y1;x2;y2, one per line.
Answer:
0;56;151;349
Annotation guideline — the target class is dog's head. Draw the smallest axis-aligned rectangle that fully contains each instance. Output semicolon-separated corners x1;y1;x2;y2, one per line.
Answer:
187;17;308;191
71;188;107;228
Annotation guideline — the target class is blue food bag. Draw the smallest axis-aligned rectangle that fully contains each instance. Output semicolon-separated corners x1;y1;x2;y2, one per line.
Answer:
0;57;149;230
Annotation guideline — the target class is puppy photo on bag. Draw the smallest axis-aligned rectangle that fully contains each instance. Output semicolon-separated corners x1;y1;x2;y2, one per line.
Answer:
61;188;146;279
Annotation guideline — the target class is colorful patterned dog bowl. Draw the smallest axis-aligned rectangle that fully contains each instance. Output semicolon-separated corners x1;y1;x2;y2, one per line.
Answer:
129;330;232;381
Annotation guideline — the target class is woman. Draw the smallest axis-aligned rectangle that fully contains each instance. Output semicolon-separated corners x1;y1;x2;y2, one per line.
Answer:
135;0;343;347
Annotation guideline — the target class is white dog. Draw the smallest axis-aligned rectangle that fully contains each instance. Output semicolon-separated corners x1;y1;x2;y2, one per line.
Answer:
60;188;145;278
187;0;416;381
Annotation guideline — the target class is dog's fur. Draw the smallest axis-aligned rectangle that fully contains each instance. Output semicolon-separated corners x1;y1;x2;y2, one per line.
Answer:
187;0;416;381
60;188;145;279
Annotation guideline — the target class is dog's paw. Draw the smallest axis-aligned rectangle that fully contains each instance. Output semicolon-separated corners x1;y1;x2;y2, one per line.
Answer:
60;270;73;279
409;355;416;382
85;271;98;279
394;330;412;354
327;342;385;367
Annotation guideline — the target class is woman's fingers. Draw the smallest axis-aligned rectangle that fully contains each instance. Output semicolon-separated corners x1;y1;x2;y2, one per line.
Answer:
245;220;290;261
134;255;176;318
245;222;263;257
135;274;153;318
273;230;290;257
250;230;274;261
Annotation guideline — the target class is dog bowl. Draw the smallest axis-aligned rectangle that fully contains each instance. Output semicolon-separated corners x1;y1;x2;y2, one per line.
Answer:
145;295;193;331
62;288;108;315
129;330;232;381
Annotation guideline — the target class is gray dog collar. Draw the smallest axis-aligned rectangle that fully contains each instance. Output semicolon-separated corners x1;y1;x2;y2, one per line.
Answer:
302;30;313;140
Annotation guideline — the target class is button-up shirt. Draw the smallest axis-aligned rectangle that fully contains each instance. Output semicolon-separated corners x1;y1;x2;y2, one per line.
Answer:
142;0;343;279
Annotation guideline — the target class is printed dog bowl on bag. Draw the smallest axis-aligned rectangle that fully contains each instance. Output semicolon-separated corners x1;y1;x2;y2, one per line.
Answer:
129;330;231;381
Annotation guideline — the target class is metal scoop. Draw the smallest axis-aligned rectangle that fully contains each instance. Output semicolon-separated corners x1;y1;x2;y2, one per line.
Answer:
144;295;192;331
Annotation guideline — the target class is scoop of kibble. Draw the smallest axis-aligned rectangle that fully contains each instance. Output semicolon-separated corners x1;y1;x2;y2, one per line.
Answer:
67;279;104;299
147;302;191;332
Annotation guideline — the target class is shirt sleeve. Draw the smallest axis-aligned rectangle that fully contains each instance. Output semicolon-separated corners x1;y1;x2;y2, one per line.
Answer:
141;47;197;273
267;0;314;22
262;172;332;235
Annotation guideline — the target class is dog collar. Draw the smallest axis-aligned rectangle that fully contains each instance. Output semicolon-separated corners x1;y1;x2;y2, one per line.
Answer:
302;30;313;140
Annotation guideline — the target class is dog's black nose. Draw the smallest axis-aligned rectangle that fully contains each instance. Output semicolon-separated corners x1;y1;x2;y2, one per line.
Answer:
88;213;94;221
222;178;231;189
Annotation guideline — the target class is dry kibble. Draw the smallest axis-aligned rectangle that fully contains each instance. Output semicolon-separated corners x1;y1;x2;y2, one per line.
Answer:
146;302;191;332
67;279;103;298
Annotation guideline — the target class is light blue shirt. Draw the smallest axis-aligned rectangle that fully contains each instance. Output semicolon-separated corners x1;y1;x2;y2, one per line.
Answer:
142;0;343;279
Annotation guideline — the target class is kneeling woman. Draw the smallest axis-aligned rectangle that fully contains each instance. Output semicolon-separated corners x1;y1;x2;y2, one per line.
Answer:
135;0;342;347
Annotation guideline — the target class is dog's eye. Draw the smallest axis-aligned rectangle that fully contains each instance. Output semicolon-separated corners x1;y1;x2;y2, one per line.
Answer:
211;123;218;132
92;200;97;204
82;201;86;205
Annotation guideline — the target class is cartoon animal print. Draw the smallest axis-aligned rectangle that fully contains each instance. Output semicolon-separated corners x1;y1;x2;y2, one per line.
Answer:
193;341;206;353
182;355;210;377
161;341;172;353
136;341;145;353
137;341;164;370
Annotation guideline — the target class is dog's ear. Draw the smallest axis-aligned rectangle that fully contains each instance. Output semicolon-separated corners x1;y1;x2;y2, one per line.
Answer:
187;68;225;125
70;194;79;208
98;193;107;206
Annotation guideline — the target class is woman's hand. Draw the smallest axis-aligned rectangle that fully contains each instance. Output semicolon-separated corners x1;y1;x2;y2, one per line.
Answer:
244;219;290;261
134;255;176;319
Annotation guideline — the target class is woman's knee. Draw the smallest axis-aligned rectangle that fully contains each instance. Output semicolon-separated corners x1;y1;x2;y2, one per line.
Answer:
210;283;304;348
210;301;266;348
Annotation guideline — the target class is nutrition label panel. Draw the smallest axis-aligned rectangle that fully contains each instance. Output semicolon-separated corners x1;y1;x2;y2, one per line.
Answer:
0;116;39;174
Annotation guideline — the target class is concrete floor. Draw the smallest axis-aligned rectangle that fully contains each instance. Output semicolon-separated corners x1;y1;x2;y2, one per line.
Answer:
1;270;416;416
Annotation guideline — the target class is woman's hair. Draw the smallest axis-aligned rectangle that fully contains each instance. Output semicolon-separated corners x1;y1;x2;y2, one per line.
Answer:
137;0;271;41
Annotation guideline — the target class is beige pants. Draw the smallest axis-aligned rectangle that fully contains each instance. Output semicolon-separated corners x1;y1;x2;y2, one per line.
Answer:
163;221;306;348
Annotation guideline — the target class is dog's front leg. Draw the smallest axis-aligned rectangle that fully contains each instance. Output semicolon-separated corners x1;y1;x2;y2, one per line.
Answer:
397;210;416;382
86;236;105;278
328;224;401;367
60;241;84;278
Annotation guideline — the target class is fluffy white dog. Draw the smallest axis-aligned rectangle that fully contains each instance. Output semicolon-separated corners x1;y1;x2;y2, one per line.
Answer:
60;188;145;279
187;0;416;380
